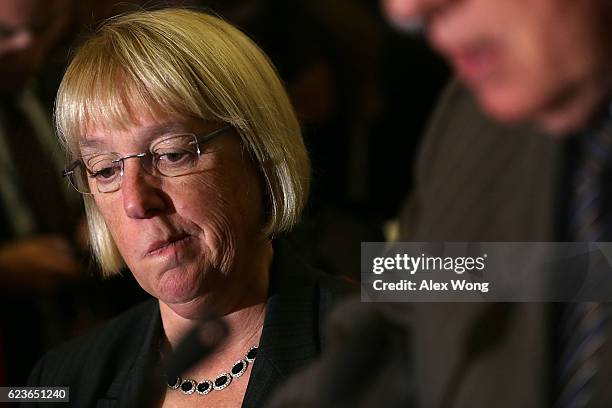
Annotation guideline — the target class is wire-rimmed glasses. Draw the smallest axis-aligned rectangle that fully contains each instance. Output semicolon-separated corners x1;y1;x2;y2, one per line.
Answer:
63;125;232;194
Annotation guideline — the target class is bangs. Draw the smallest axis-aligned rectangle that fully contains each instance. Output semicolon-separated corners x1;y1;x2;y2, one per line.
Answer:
56;21;222;158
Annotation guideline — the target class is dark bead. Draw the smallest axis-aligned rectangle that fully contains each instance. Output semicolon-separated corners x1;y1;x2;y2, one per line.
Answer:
215;375;228;387
231;361;245;375
197;382;210;393
181;381;194;393
167;376;180;388
246;347;258;360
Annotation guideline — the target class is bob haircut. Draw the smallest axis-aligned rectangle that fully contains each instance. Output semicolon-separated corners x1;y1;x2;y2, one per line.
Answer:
56;8;310;276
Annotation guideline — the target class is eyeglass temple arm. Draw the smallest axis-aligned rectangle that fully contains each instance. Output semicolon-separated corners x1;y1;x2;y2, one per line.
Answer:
193;125;233;145
62;159;81;177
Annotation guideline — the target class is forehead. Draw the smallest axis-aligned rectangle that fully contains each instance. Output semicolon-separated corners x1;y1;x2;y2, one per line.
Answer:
0;0;64;24
80;114;206;152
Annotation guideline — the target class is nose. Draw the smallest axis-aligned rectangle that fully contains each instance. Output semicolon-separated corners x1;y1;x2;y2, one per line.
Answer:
0;29;34;56
383;0;449;25
120;159;167;219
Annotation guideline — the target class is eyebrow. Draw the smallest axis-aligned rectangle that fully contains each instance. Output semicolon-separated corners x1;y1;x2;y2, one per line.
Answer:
140;122;191;139
80;122;191;152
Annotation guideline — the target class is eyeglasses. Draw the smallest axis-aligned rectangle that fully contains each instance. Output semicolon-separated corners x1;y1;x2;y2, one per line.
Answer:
63;125;232;194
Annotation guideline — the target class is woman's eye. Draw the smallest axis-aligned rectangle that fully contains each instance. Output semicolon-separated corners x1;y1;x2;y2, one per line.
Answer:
157;151;192;165
92;166;119;180
159;152;188;163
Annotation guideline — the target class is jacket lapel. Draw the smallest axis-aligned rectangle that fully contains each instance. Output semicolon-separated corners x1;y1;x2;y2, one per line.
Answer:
242;240;320;407
97;299;163;408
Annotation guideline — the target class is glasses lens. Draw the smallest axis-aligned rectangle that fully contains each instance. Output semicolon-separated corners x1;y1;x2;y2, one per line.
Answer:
151;135;200;177
85;154;122;193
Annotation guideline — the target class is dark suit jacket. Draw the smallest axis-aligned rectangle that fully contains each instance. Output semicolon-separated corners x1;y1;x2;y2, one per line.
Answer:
24;240;354;408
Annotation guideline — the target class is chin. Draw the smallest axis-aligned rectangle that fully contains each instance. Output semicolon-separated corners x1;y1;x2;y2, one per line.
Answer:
466;74;542;121
476;89;537;124
155;267;203;303
473;76;609;136
479;93;583;136
165;297;210;320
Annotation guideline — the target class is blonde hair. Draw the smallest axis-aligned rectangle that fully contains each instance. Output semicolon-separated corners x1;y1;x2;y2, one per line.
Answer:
56;9;310;276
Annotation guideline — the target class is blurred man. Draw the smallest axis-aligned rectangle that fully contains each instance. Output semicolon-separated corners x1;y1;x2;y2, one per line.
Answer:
390;0;611;407
270;0;611;407
388;1;610;407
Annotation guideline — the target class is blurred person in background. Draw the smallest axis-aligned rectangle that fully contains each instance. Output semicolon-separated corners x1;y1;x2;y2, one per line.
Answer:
269;0;612;407
390;1;611;406
0;0;83;389
26;9;352;407
0;0;77;293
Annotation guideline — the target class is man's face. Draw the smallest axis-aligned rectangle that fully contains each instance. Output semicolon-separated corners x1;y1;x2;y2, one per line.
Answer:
0;0;71;93
384;0;610;133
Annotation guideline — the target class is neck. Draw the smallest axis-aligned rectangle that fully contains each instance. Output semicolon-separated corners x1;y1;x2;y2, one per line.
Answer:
537;73;611;135
160;301;266;353
159;301;266;394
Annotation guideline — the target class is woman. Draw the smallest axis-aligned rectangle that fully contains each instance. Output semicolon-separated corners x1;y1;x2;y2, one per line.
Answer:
26;8;352;407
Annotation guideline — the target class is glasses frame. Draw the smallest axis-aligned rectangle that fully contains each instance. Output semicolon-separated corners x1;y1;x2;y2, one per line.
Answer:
63;125;232;195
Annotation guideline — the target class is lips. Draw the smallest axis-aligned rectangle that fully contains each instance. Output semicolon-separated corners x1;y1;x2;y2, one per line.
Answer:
427;16;503;85
451;42;501;84
430;27;503;86
146;233;191;257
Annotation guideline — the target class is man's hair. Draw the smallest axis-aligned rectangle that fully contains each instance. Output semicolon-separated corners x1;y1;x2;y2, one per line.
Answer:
55;8;310;276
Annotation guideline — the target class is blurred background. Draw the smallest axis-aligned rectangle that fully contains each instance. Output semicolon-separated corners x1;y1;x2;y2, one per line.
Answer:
0;0;449;399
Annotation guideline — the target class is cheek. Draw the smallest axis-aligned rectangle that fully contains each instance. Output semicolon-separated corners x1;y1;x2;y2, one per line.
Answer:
175;160;265;234
172;175;246;270
474;29;567;121
483;2;602;119
92;196;140;263
174;175;234;223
